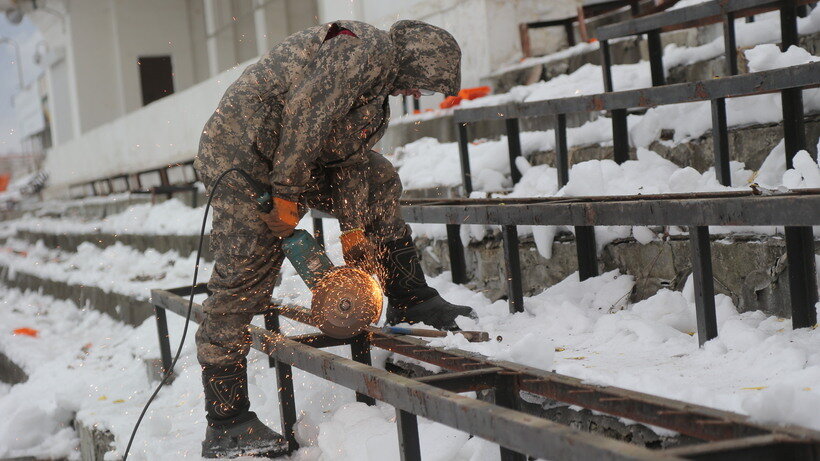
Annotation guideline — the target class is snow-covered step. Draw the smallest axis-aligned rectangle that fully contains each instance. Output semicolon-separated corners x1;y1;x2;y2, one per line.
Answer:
527;114;820;175
14;229;208;260
0;265;154;327
415;231;817;320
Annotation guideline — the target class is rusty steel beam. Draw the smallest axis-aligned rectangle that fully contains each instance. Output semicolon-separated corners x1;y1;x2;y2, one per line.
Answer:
415;367;503;393
150;289;674;461
453;62;820;122
153;289;820;459
268;301;820;445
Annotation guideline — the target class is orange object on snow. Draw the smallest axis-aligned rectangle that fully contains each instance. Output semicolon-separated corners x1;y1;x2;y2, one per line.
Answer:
439;96;463;109
458;86;491;101
13;328;39;337
0;174;10;192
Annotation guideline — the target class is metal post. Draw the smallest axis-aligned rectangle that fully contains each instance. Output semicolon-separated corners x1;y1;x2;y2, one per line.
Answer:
457;122;473;195
264;311;299;452
519;23;532;58
612;109;630;164
413;97;420;112
575;226;598;281
351;334;376;405
786;226;819;329
563;18;576;47
555;114;570;187
395;409;422;461
154;306;173;375
646;30;666;86
402;95;409;116
780;0;807;166
600;39;614;92
505;118;523;184
312;217;325;249
723;13;738;76
689;227;718;345
446;224;468;284
501;225;524;313
710;99;732;186
780;3;799;49
495;375;527;461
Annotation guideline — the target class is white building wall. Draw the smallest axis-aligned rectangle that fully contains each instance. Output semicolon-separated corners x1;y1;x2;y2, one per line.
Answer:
65;0;122;134
109;0;197;114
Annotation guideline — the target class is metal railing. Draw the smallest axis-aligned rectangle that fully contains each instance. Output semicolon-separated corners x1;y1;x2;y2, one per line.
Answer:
443;0;820;344
594;0;813;88
151;284;820;460
313;189;819;346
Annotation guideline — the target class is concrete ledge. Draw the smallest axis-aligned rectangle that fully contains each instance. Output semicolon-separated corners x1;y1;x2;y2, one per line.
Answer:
16;230;211;260
76;419;117;461
528;114;820;174
0;351;28;385
417;232;819;319
0;265;154;327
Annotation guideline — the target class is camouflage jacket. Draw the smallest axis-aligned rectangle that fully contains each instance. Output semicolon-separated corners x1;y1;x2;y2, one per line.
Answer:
196;20;461;225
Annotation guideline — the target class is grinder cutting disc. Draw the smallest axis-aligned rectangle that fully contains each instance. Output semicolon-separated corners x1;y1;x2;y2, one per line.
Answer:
311;266;383;339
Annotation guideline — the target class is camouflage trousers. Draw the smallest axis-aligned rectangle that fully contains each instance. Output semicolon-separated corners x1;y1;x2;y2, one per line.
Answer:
195;151;406;367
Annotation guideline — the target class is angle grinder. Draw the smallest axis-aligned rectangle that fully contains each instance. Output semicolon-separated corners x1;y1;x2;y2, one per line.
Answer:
251;184;382;338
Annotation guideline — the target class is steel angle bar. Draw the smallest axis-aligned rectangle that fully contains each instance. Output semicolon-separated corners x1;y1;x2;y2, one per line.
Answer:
399;193;820;227
249;327;673;461
415;368;503;393
149;290;675;460
453;62;820;123
516;61;820;117
152;289;820;449
664;434;820;460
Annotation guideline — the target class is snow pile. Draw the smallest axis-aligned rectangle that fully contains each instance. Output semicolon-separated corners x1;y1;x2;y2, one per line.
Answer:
426;269;820;432
663;9;820;69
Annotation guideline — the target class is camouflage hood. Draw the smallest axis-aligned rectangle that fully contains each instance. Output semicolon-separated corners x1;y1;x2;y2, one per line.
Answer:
389;20;461;97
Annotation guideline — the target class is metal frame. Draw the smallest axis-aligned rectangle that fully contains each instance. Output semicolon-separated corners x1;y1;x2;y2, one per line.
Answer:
451;61;819;321
314;188;819;337
150;287;820;460
595;0;812;93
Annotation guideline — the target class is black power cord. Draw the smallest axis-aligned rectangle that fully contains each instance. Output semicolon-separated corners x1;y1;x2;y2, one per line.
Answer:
123;168;269;460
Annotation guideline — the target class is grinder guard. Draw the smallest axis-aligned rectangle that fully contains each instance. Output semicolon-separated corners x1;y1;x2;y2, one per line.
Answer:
282;230;382;339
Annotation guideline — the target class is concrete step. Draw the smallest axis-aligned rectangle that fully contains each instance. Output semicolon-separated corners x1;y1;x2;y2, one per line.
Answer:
15;229;211;260
0;265;154;327
418;231;819;320
530;114;820;174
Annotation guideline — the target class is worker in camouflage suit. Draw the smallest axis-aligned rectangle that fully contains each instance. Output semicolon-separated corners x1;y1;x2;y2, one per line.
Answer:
193;19;476;458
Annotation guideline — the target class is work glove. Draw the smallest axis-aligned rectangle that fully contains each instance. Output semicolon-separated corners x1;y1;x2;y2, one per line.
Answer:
340;228;378;275
260;197;300;238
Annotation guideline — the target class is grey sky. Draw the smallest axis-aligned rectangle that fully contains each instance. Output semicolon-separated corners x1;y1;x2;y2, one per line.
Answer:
0;15;40;155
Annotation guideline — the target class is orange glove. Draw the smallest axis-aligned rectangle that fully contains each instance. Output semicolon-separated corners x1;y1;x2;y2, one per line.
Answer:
260;197;300;238
340;228;378;274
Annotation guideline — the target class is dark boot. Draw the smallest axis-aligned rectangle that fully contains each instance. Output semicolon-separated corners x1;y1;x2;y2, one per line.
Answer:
201;360;288;458
380;233;476;330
